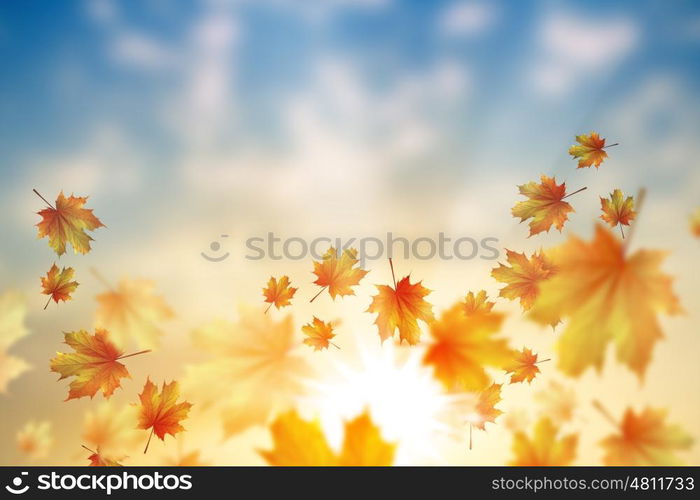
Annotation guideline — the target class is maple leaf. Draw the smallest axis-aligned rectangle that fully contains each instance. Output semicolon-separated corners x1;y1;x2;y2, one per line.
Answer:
529;224;681;378
83;445;123;466
535;381;576;424
511;175;583;236
183;308;311;438
463;290;495;317
35;190;105;256
0;291;31;394
95;276;174;350
17;420;53;460
302;317;337;351
504;347;545;384
50;329;149;400
41;263;79;309
263;275;297;312
311;247;368;301
366;261;434;345
598;405;693;465
600;189;636;238
472;383;503;431
568;131;616;169
82;402;142;456
491;249;556;312
510;417;578;466
260;409;395;466
690;208;700;238
136;378;192;454
423;302;512;391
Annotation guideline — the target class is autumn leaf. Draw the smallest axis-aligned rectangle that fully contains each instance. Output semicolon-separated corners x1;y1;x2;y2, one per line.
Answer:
504;348;546;384
17;420;53;460
491;249;556;312
136;378;192;454
535;381;576;424
50;329;149;401
95;276;174;350
597;404;693;465
83;445;123;466
260;409;395;466
183;308;311;438
463;290;495;317
302;317;337;351
510;417;578;466
472;383;503;431
690;208;700;238
35;190;105;256
263;276;297;312
82;402;142;456
311;247;368;301
568;131;616;169
423;301;512;391
0;291;31;394
600;189;636;238
41;263;79;309
529;224;681;378
512;175;583;236
367;260;434;345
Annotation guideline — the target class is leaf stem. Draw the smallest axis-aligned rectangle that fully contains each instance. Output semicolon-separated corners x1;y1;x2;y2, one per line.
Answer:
43;295;52;310
81;445;97;454
330;342;341;350
563;186;587;199
389;258;397;289
144;428;154;454
592;399;618;428
535;358;551;364
469;423;473;451
604;143;619;149
264;303;272;314
33;189;55;210
117;349;151;360
309;286;327;303
620;224;625;239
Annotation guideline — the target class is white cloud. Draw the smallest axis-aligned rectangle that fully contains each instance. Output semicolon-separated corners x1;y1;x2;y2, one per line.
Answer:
110;32;177;70
438;1;496;38
85;0;117;25
531;11;638;96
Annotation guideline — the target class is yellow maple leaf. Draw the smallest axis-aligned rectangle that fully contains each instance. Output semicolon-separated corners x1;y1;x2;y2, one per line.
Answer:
40;264;79;309
260;409;395;466
17;420;53;460
512;175;580;236
302;317;337;351
510;417;578;466
311;247;368;301
600;189;636;238
0;291;31;394
530;224;681;378
504;347;544;384
95;277;174;349
262;275;297;312
463;290;495;317
491;249;556;312
568;131;615;169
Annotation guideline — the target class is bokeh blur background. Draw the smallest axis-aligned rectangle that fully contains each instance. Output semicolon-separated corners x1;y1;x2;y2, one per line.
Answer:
1;0;699;465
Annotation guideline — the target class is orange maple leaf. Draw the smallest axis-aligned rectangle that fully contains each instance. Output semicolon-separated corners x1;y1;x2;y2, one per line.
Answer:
263;276;297;312
50;329;149;401
473;383;503;431
41;263;79;309
530;225;681;378
260;409;396;466
83;445;123;466
510;417;578;466
302;317;337;351
423;300;512;391
600;189;636;238
463;290;495;317
511;175;581;236
35;190;105;256
136;378;192;454
504;347;545;384
366;262;434;345
568;131;615;169
491;249;556;312
311;247;368;301
691;208;700;238
597;404;693;465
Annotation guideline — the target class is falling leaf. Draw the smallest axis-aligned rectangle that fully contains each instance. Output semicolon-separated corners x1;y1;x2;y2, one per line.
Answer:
183;308;311;438
491;249;556;312
568;131;613;169
599;407;693;465
690;208;700;238
600;189;636;237
35;190;104;256
535;381;576;424
260;409;395;466
83;446;123;466
263;276;297;312
463;290;495;317
511;175;579;236
302;317;337;351
0;291;31;394
40;264;79;309
50;329;148;401
530;225;681;378
17;420;53;460
311;247;368;301
95;277;174;349
510;417;577;466
504;348;543;384
136;378;192;453
423;302;512;391
82;402;142;456
367;273;434;345
472;383;503;431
